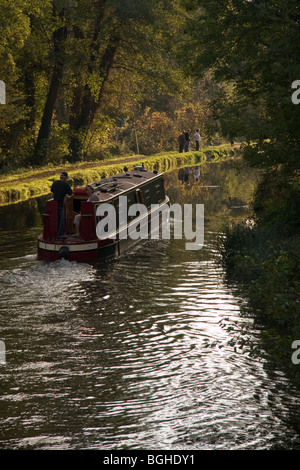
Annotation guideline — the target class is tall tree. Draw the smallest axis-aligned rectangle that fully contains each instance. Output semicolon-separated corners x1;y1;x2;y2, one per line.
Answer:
32;2;69;165
66;0;187;162
67;0;118;162
0;0;32;166
0;0;188;167
0;0;59;167
184;0;300;173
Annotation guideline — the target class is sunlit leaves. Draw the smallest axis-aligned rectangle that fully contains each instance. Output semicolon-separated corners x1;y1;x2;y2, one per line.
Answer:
183;0;300;172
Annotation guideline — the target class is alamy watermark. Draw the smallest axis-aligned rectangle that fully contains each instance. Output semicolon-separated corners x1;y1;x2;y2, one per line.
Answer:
95;197;204;250
0;340;6;365
291;80;300;104
291;340;300;364
0;80;6;104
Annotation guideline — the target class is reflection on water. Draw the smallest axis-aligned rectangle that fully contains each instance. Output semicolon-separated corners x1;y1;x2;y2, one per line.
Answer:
1;160;300;450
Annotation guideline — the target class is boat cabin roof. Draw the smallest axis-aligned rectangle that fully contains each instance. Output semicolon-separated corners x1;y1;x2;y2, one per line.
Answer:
74;168;163;202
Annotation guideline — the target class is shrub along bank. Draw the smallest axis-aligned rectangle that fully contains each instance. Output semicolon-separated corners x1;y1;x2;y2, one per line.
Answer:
219;167;300;380
0;145;238;206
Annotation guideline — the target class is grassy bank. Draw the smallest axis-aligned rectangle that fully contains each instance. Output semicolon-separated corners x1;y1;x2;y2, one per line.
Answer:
0;144;238;206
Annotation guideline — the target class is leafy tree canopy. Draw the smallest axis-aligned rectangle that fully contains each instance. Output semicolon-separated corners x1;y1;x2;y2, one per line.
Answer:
0;0;192;167
183;0;300;173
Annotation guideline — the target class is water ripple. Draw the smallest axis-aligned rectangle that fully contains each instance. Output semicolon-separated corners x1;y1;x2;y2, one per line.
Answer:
1;165;300;450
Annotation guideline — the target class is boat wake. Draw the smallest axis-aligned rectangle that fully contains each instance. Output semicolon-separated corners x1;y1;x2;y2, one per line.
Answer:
0;256;96;290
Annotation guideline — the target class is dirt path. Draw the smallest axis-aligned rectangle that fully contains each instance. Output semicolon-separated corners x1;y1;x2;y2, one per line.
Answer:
0;154;149;186
1;144;242;187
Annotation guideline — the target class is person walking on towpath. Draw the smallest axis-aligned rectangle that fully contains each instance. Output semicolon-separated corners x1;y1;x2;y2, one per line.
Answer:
178;131;185;153
184;129;191;152
50;171;73;238
194;128;201;150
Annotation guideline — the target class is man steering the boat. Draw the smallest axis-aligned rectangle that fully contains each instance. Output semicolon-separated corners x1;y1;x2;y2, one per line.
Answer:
50;171;73;238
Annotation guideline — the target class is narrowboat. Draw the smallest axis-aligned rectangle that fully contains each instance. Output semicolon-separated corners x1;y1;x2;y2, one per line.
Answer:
37;166;170;262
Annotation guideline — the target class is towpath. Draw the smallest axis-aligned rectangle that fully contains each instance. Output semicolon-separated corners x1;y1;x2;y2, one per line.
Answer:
0;154;150;186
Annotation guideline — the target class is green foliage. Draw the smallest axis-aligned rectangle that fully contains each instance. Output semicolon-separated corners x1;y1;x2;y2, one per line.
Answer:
184;0;300;174
251;168;300;234
46;122;70;165
0;0;193;167
0;143;235;205
219;222;300;334
219;153;300;374
187;1;300;374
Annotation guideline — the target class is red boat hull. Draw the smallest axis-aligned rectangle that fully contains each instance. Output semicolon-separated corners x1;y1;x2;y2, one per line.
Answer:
37;170;169;262
37;236;119;262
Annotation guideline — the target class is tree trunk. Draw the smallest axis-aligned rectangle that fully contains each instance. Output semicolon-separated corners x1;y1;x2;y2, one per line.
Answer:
32;20;67;165
68;33;119;162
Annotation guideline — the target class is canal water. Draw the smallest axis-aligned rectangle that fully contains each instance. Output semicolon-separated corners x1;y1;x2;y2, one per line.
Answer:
1;159;300;450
